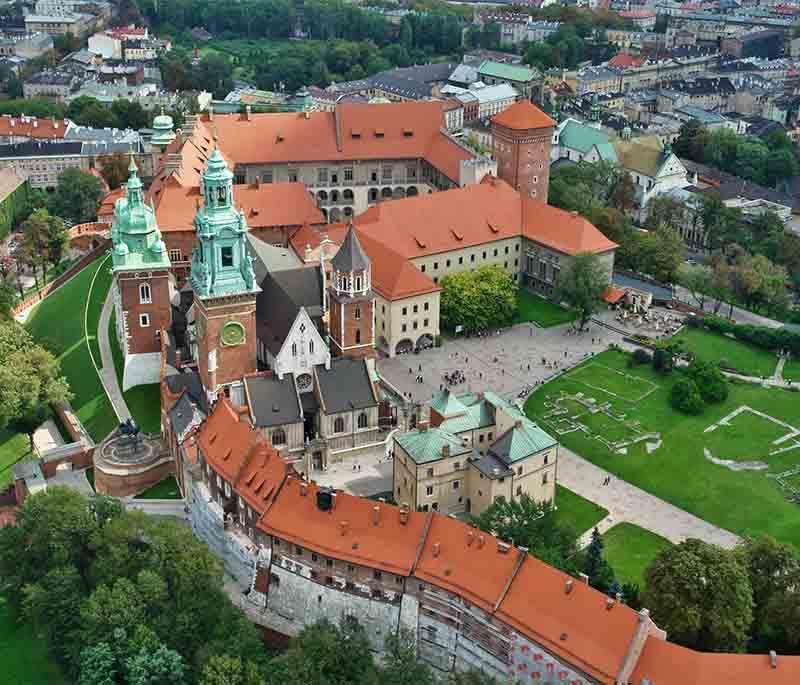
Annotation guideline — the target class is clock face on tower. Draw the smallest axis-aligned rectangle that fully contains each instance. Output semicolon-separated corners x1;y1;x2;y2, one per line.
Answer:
220;320;246;347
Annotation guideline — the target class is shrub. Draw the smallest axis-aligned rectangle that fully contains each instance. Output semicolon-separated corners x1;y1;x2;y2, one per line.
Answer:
685;315;702;329
688;361;729;403
671;377;704;414
653;348;674;375
632;348;653;365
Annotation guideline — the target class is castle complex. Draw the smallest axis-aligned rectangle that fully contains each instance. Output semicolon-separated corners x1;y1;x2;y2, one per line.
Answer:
101;99;799;685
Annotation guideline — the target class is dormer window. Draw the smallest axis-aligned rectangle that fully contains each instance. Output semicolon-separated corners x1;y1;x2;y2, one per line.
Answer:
403;128;413;137
374;129;384;138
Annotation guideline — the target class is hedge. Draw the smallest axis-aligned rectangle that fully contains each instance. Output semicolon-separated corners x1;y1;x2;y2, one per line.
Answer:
702;315;800;357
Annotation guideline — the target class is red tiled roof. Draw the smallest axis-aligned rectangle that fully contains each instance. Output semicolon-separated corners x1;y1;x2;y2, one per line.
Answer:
154;182;324;233
603;286;626;304
521;200;618;255
196;399;257;484
491;100;555;131
608;53;648;69
0;115;68;141
98;187;124;220
205;102;473;183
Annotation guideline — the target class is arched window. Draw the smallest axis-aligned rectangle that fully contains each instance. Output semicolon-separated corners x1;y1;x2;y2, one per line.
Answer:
292;343;297;357
334;417;345;433
357;412;368;429
355;276;362;291
355;329;361;344
217;186;226;204
139;282;151;304
309;340;314;354
272;428;286;446
354;306;361;321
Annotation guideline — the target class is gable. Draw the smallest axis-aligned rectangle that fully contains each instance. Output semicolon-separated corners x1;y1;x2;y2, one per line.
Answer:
275;307;329;375
656;154;687;179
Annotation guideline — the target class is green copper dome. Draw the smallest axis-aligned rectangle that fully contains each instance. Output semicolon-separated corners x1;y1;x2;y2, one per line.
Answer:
151;107;176;147
111;157;172;273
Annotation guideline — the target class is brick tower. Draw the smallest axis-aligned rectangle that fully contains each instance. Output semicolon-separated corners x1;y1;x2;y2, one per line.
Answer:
111;156;173;391
190;146;260;400
328;225;374;359
491;100;556;202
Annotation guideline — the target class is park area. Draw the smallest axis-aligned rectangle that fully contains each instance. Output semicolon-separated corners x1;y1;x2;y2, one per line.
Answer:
525;348;800;547
553;484;607;535
516;290;577;328
601;523;672;588
673;326;780;377
0;596;65;685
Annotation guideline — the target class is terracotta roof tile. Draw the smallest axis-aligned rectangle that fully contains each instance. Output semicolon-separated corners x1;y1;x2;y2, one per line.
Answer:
258;480;428;576
496;556;640;683
491;100;555;131
196;398;256;484
0;115;68;141
608;53;648;69
522;199;618;255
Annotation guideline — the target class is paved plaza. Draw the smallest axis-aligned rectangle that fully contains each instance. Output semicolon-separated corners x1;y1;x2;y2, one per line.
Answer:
378;321;621;405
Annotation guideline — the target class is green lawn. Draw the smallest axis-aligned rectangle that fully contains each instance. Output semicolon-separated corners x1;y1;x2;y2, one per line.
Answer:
0;428;30;490
108;310;162;434
134;475;182;500
674;327;779;377
25;253;117;442
0;596;66;685
553;484;608;536
567;363;658;403
525;349;800;548
602;523;672;588
516;290;577;328
783;358;800;383
703;409;794;462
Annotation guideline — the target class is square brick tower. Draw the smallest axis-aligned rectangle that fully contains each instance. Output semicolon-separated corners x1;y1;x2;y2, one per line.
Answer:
111;157;173;391
328;225;375;359
189;146;260;399
491;100;556;202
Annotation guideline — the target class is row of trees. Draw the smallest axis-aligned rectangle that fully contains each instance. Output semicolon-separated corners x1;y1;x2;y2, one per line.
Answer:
674;120;799;188
0;488;497;685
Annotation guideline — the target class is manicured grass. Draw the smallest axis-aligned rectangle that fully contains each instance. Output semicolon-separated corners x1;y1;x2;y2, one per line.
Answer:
567;362;657;403
108;310;162;434
134;475;182;500
525;349;800;548
0;596;66;685
0;428;30;490
516;290;577;328
703;409;793;462
783;358;800;383
602;523;672;588
25;253;117;442
554;484;608;536
674;327;779;377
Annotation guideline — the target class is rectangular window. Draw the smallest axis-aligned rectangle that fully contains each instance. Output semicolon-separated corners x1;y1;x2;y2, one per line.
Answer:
382;165;392;181
470;254;475;263
169;249;181;262
406;165;417;179
402;307;407;316
433;262;438;270
373;570;382;580
402;324;407;333
453;480;460;490
413;304;418;314
288;169;298;182
413;321;418;330
423;318;429;326
262;171;273;183
344;168;353;181
427;468;434;477
317;168;328;184
139;313;150;328
221;246;234;267
424;302;429;311
426;486;434;496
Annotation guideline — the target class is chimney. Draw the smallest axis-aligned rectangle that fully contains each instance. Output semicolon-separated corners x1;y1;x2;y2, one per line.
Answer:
467;530;474;546
372;504;380;526
606;597;615;610
579;573;589;584
497;541;511;554
399;505;409;525
432;542;441;557
418;420;429;433
208;104;214;121
245;104;251;121
331;492;337;510
299;482;308;496
339;520;349;536
441;444;450;457
514;419;522;428
477;535;485;549
770;651;778;669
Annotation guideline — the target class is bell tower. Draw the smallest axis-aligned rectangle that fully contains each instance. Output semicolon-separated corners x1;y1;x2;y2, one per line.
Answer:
190;146;260;399
328;224;374;359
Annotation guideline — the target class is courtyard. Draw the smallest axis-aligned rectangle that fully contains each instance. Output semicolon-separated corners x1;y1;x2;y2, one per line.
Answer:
525;349;800;547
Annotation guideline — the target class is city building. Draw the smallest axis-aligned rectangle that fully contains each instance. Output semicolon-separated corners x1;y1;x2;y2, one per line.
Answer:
453;82;519;123
613;136;689;213
617;9;657;30
22;70;78;100
0;140;84;189
24;12;95;36
393;389;558;516
478;60;542;101
551;118;618;164
0;114;68;144
0;32;53;59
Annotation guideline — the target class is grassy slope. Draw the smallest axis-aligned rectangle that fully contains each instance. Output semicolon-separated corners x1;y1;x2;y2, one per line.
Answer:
25;253;117;442
602;523;672;588
674;327;779;377
525;349;800;547
108;309;161;434
0;429;30;489
554;484;608;536
0;596;65;685
133;475;182;500
516;290;577;328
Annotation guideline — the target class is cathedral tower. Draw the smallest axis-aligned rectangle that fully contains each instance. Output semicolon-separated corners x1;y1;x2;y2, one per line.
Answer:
328;225;374;359
190;147;260;399
111;157;173;391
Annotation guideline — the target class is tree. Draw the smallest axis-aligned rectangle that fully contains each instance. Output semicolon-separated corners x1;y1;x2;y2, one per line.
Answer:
645;196;685;234
199;655;264;685
20;208;51;287
582;527;615;594
643;539;753;652
48;168;104;224
554;252;608;331
679;263;713;309
79;643;118;685
473;494;578;573
670;377;704;415
0;321;72;450
379;630;435;685
125;643;187;685
439;266;517;333
640;226;685;284
0;279;14;318
687;360;728;403
98;153;131;190
737;536;800;653
611;172;635;212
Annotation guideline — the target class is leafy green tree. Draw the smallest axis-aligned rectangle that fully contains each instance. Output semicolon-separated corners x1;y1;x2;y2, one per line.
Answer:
79;643;118;685
687;361;728;403
20;208;51;287
378;630;434;685
440;265;517;333
199;655;264;685
645;196;685;234
282;617;375;685
554;252;608;331
643;539;753;652
582;528;615;594
473;494;578;573
679;263;713;309
125;643;187;685
642;226;685;284
670;377;704;415
0;320;71;450
0;279;14;318
48;168;104;224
